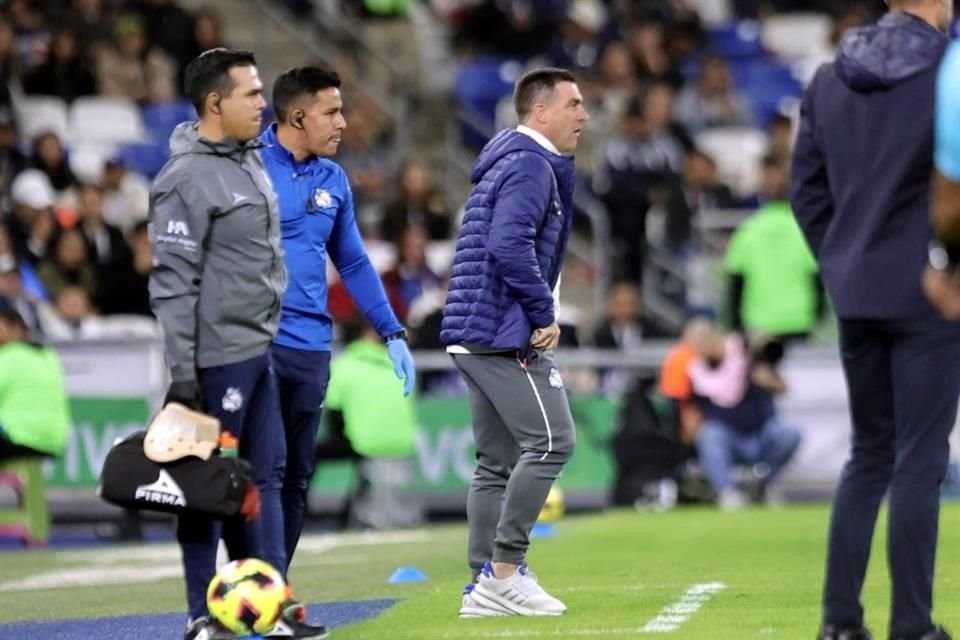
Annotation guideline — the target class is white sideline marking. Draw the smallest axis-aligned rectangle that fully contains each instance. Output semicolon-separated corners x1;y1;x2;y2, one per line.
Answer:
640;582;727;633
1;529;431;592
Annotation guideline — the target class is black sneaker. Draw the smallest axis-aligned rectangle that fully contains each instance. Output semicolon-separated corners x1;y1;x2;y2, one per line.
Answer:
184;617;236;640
264;600;330;639
818;624;873;640
892;626;953;640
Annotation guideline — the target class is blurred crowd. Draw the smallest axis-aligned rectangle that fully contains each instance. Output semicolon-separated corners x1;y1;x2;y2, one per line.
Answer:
0;0;891;378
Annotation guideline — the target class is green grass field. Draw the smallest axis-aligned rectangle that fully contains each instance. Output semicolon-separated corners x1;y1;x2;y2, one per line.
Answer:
1;504;958;639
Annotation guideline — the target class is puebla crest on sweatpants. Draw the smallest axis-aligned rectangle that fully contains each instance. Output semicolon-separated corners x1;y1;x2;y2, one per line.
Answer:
548;367;564;389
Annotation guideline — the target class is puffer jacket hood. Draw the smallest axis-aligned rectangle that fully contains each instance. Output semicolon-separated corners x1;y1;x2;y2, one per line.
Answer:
835;11;946;93
471;128;575;188
168;121;264;157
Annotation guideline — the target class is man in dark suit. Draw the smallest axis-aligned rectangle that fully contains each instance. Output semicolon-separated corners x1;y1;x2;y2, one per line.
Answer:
791;2;958;640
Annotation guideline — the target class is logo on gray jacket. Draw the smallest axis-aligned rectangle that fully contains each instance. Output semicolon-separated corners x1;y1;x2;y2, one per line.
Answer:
166;220;189;236
135;469;186;507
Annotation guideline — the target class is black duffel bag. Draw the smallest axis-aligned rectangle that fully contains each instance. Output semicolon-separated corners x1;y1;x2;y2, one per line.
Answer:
98;431;252;518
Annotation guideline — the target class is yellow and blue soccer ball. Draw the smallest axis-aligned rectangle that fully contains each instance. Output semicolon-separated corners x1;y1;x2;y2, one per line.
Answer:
206;558;287;635
539;486;566;522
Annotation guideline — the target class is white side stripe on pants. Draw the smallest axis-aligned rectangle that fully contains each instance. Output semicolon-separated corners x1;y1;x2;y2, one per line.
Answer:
522;368;553;461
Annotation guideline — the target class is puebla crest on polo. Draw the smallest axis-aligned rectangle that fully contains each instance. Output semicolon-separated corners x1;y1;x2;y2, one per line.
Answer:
313;187;334;209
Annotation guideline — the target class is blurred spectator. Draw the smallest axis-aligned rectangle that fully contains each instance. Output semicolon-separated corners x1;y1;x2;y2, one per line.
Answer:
97;220;152;316
451;0;560;58
662;148;738;252
0;223;46;304
137;0;196;85
687;321;802;509
724;155;822;343
9;169;59;265
101;155;151;233
766;113;794;165
382;159;452;243
626;18;684;89
22;27;97;102
594;281;674;393
337;106;389;234
43;284;99;340
0;302;70;463
593;85;690;283
596;40;639;116
186;7;224;60
674;55;753;132
381;225;441;321
6;0;50;74
0;19;20;88
349;0;420;91
314;314;418;529
594;281;674;348
38;227;96;302
0;254;46;335
547;0;607;72
63;0;115;63
96;14;176;103
408;274;465;394
659;316;709;446
75;182;129;272
0;106;28;215
31;131;77;197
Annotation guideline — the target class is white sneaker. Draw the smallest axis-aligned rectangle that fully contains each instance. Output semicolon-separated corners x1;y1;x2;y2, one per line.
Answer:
718;488;748;511
459;583;512;618
472;562;566;616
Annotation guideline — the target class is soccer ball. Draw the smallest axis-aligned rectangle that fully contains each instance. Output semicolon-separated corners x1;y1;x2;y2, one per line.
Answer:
538;486;565;522
206;558;287;635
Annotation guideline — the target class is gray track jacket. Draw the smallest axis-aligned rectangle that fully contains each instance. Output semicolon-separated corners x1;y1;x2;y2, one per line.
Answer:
148;123;286;382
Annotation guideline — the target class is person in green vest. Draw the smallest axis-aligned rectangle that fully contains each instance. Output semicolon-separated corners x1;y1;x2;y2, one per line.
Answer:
314;313;417;470
0;300;71;462
725;154;825;343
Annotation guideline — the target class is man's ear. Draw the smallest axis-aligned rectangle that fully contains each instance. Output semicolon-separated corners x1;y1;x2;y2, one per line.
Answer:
207;92;222;115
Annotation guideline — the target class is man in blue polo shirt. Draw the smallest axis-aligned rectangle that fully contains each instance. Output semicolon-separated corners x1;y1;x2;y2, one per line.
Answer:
257;66;415;639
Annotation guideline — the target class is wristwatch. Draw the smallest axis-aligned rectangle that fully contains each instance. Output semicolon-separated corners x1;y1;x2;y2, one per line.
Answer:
929;240;960;279
384;330;407;343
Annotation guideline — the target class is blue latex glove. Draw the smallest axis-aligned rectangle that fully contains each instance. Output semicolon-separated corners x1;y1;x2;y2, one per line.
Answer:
387;338;416;397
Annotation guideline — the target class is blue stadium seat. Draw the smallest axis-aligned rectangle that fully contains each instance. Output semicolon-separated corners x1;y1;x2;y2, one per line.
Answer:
116;142;169;179
142;100;196;145
737;61;803;125
707;21;764;60
454;57;523;148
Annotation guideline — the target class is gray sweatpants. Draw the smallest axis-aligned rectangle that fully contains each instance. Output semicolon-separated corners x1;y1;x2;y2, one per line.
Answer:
451;350;576;577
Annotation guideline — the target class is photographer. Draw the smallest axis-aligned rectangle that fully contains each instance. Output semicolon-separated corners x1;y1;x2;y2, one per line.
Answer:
687;323;802;510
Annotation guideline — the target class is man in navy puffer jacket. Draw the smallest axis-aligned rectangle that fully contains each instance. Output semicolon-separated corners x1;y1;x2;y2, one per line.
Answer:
442;67;587;618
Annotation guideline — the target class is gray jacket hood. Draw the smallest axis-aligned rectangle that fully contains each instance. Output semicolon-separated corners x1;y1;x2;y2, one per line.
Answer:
835;12;946;93
169;122;264;157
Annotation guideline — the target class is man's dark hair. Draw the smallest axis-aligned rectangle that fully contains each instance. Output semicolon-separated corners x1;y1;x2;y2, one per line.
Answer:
184;48;257;115
272;66;342;123
513;67;576;123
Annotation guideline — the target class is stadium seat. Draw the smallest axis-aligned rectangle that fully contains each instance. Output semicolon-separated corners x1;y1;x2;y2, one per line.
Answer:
455;57;524;148
16;95;69;141
142;100;196;146
695;126;768;196
0;458;50;547
115;141;170;179
68;142;116;184
68;97;147;147
706;21;764;59
733;60;804;125
762;13;832;62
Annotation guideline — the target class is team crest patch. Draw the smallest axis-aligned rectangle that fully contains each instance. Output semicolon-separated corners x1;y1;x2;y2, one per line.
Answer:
222;387;244;413
313;188;333;209
548;367;563;389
